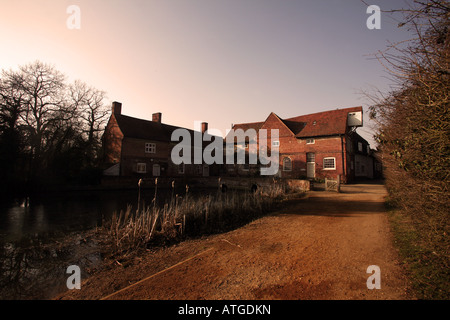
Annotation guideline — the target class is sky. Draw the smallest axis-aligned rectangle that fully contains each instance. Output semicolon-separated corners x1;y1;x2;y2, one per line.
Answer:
0;0;415;146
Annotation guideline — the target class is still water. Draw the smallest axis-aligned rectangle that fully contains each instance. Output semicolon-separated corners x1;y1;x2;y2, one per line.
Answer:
0;187;197;243
0;186;210;299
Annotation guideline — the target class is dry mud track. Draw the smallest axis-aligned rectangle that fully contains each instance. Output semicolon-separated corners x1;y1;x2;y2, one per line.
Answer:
58;182;414;300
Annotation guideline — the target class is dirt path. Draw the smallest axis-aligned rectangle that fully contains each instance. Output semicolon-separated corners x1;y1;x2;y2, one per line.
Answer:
57;182;414;300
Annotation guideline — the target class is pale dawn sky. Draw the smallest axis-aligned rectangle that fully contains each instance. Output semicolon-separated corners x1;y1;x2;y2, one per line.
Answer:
0;0;415;146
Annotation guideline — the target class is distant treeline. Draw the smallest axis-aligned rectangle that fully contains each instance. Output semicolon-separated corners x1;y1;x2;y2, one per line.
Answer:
0;61;110;195
368;1;449;299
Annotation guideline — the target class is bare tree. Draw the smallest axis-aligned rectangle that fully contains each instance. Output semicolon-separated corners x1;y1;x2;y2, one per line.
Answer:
69;80;109;157
14;61;68;181
0;61;109;188
0;69;27;187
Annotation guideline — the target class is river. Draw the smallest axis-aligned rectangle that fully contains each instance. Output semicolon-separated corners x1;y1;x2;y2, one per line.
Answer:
0;186;213;299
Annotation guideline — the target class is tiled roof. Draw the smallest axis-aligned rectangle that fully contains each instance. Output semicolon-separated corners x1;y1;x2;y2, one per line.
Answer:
114;114;221;144
115;114;184;142
232;106;362;138
286;106;363;138
231;121;264;132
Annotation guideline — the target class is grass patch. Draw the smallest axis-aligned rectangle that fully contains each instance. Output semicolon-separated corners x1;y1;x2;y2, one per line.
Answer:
387;206;449;300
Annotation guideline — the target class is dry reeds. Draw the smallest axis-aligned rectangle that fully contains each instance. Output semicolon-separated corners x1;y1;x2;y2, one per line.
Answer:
105;181;286;254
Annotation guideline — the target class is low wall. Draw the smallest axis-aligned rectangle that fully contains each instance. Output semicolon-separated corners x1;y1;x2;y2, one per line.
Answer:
285;179;311;192
191;177;310;193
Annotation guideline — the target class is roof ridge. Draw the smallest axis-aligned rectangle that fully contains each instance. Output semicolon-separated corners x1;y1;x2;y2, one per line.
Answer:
285;106;362;121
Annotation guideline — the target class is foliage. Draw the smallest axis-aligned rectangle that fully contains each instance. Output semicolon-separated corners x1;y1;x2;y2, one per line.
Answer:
368;1;449;299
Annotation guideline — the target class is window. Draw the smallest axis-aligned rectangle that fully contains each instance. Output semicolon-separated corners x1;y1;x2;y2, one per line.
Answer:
306;139;315;144
272;141;280;147
136;163;147;173
323;157;336;170
145;143;156;154
283;157;292;171
306;152;315;163
358;142;363;152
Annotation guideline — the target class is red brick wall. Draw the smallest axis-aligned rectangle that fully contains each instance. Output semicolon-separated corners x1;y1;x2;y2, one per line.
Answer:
102;114;123;165
278;136;345;180
253;114;348;180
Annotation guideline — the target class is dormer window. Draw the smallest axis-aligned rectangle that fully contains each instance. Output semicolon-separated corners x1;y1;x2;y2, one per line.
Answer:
306;139;315;144
312;121;317;126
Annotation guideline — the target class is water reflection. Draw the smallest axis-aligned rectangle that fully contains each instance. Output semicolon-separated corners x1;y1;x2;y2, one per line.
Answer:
0;232;101;299
1;189;160;243
0;187;215;299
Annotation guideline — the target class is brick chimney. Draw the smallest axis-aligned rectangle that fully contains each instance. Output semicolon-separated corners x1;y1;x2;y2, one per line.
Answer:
152;112;162;123
112;101;122;115
201;122;208;133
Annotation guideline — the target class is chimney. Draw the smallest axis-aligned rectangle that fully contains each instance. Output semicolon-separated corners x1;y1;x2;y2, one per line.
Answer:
112;101;122;115
152;112;162;123
201;122;208;133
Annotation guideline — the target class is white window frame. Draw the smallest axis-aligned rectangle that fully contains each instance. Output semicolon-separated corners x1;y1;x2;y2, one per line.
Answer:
145;142;156;154
283;157;292;171
272;141;280;147
136;163;147;173
323;157;336;170
306;139;315;144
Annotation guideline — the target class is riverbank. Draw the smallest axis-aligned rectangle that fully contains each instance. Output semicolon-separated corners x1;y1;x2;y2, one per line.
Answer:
1;183;300;299
56;183;415;300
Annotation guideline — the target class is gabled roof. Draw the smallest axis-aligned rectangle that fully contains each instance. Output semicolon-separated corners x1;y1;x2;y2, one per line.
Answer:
114;114;222;144
114;114;185;142
231;106;363;138
286;106;363;138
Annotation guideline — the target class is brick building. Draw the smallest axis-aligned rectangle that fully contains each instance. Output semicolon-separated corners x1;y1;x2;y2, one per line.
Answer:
102;102;377;183
226;106;376;183
102;102;219;178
